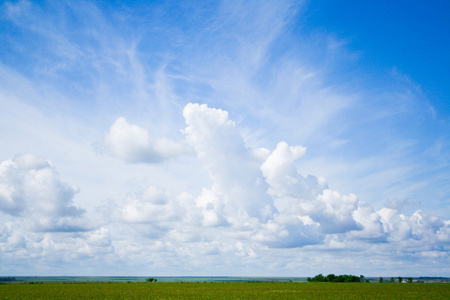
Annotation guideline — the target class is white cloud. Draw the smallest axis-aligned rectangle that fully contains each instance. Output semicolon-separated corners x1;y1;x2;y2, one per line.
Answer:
260;142;362;235
130;103;450;255
351;203;385;240
102;117;192;163
183;103;276;222
195;188;229;227
1;104;449;276
0;154;89;232
261;141;320;200
312;190;361;234
115;184;182;225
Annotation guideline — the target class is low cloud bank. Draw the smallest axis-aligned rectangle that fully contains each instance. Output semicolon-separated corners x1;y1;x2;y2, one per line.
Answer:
1;103;448;274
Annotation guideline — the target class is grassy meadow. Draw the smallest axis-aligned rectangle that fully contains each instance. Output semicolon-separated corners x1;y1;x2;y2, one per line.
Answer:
1;282;449;299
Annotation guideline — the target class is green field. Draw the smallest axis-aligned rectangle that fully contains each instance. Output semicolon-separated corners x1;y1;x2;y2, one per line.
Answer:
1;282;449;299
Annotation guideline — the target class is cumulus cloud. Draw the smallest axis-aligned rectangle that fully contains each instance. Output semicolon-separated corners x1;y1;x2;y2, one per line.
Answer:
102;117;191;163
1;105;449;275
92;103;433;254
183;103;276;222
195;188;229;227
350;203;385;240
257;136;448;251
260;142;361;235
0;154;110;273
0;154;89;232
261;141;327;204
0;225;114;273
378;208;450;246
113;184;187;240
184;104;449;252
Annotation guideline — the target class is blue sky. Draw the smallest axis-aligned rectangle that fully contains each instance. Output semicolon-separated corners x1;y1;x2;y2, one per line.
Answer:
0;0;449;277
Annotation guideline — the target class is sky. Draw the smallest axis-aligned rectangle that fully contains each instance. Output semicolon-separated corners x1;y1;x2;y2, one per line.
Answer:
0;0;449;277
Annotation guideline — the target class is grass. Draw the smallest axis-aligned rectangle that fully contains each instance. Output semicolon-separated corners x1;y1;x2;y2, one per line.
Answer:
1;282;449;299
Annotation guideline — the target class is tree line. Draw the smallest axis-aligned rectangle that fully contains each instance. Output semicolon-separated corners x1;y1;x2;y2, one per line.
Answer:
307;274;365;283
0;277;16;282
379;277;413;283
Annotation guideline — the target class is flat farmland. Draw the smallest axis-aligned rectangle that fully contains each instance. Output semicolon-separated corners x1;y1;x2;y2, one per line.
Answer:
1;282;449;299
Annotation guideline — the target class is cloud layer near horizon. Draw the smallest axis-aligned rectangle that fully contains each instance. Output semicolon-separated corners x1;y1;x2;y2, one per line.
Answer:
1;103;448;275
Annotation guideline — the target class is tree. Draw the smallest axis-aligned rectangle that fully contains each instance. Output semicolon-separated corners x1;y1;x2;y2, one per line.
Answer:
398;277;403;283
390;277;395;283
407;277;413;283
379;277;383;283
326;274;336;282
146;278;155;282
